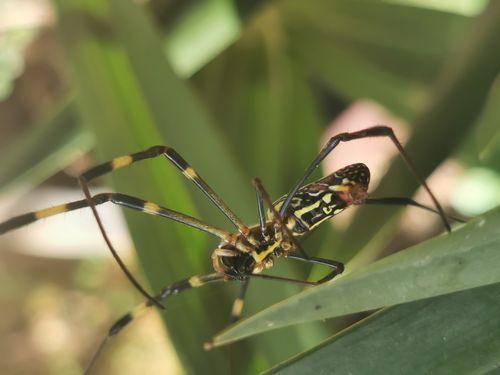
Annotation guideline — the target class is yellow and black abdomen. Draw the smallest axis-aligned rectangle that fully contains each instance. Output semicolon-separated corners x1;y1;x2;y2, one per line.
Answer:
285;190;348;235
274;163;370;236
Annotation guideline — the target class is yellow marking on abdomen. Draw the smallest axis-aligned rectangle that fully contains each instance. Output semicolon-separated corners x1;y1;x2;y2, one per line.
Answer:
111;155;133;169
34;205;68;219
231;298;244;317
323;206;333;214
273;200;284;213
322;193;333;204
143;201;161;213
293;200;320;218
189;276;203;287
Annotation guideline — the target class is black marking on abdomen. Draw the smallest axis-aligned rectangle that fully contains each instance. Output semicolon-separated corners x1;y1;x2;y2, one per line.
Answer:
289;191;347;230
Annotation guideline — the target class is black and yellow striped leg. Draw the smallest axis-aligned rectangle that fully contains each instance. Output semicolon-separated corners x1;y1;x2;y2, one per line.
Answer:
77;146;248;308
279;126;451;232
0;196;108;235
85;273;228;375
202;279;251;355
0;193;233;240
0;192;233;309
364;197;466;223
229;279;250;324
79;146;249;235
227;280;250;375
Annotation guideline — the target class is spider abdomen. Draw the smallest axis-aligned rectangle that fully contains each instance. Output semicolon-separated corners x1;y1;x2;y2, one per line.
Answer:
277;163;371;234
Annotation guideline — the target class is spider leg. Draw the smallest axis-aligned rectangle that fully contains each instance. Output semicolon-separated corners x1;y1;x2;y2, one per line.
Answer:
252;178;310;259
206;252;345;352
364;197;466;223
246;253;343;286
229;279;250;324
279;126;451;232
286;253;344;284
253;182;266;235
1;191;233;308
79;146;249;234
0;192;233;240
226;279;250;374
85;273;228;375
78;146;248;308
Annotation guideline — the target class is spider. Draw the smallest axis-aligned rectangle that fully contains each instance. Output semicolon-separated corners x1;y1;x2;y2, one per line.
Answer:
0;126;459;371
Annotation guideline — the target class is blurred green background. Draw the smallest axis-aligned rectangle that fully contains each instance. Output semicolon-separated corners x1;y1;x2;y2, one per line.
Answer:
0;0;499;374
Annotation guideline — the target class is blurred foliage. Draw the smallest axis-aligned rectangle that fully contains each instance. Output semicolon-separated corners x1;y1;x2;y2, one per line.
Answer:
0;0;499;374
0;29;36;100
0;96;93;196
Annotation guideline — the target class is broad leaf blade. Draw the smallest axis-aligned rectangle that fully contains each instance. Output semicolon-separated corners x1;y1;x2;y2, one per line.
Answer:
213;207;500;345
268;282;500;374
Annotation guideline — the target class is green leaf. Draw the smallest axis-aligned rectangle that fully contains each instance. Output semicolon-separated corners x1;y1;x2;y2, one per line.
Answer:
164;0;241;78
268;282;500;374
212;206;500;345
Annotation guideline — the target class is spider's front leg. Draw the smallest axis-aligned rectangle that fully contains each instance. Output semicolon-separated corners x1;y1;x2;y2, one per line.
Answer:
77;145;252;307
279;126;451;232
